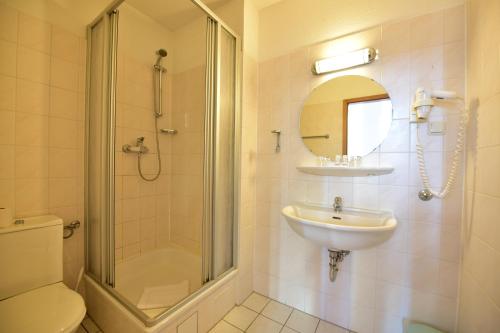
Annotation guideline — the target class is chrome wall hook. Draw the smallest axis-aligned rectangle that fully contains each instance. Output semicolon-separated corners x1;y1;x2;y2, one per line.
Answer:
271;130;281;153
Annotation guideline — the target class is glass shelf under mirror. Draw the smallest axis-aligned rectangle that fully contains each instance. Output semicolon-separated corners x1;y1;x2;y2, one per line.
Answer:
296;165;394;176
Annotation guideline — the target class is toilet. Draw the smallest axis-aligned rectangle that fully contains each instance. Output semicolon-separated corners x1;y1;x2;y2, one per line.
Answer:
0;215;86;333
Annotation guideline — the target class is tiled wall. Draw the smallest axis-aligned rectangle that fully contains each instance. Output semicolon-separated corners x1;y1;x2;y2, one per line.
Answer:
114;6;208;260
236;52;258;302
0;3;86;288
235;0;259;304
166;14;208;256
458;0;500;331
169;65;205;255
115;52;173;261
254;5;465;333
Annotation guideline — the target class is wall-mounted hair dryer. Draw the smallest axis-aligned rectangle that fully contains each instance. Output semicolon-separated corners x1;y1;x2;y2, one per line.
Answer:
411;87;468;201
412;87;458;120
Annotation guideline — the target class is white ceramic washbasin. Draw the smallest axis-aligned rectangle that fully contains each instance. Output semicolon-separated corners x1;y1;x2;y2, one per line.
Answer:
282;204;397;250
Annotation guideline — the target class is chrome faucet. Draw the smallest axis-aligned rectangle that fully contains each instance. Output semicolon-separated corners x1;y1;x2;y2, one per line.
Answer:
333;196;343;213
122;136;149;154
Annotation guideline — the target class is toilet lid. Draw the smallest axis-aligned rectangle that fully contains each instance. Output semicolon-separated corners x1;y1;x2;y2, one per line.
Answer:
0;282;86;333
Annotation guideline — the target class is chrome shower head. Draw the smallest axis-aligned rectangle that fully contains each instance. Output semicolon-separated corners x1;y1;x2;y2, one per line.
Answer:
155;49;168;67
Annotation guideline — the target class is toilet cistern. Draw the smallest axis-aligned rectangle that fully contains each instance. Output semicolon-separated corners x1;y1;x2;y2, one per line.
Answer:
0;215;86;333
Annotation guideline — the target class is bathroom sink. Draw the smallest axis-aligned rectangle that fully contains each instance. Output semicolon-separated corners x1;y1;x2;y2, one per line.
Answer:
281;204;397;250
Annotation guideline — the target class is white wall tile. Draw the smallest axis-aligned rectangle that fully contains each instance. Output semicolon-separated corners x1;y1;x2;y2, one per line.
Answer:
18;13;51;53
0;40;17;77
17;47;50;84
352;184;379;210
0;75;16;110
0;4;18;43
0;111;15;144
409;11;443;50
255;8;464;329
1;4;86;302
16;79;50;114
454;0;499;330
0;146;15;180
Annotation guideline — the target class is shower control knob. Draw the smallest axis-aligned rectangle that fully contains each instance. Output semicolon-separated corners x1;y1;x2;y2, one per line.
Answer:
122;143;148;154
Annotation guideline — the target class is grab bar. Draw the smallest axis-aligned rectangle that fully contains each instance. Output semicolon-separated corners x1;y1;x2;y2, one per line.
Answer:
301;134;330;139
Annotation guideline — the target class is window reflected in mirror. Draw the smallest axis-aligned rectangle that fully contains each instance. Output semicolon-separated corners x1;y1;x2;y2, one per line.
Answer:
345;94;392;156
300;75;393;158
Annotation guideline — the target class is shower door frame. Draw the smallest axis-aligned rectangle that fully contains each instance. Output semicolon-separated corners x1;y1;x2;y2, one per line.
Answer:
84;7;118;287
84;0;242;327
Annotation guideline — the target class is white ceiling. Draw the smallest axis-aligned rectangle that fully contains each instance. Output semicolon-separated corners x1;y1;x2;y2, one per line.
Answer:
48;0;284;33
251;0;285;10
51;0;238;32
126;0;232;31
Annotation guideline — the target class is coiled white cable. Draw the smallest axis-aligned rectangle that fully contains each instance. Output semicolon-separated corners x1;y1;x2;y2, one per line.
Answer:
415;99;469;198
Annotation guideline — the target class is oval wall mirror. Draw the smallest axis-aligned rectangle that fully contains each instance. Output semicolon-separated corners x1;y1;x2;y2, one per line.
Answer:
300;75;393;158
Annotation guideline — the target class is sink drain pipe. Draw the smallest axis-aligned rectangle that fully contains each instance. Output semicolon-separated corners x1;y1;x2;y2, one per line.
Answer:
328;249;350;281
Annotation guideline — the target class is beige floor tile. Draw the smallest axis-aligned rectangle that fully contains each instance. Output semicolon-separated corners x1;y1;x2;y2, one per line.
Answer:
285;310;319;333
281;327;299;333
316;320;349;333
262;300;293;324
243;292;270;313
209;321;243;333
247;315;282;333
224;306;258;331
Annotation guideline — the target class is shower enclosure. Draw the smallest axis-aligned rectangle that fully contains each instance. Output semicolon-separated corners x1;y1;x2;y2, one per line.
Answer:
85;0;239;325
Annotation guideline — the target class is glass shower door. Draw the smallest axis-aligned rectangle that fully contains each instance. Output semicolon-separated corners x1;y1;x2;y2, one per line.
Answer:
85;0;240;325
86;16;105;280
212;27;236;278
86;10;118;286
111;0;209;318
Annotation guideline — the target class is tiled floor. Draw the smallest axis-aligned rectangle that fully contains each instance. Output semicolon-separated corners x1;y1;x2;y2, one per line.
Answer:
76;315;103;333
209;293;353;333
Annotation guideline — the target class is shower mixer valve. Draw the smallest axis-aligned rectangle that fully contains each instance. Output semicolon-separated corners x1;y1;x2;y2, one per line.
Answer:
122;136;149;154
124;49;166;182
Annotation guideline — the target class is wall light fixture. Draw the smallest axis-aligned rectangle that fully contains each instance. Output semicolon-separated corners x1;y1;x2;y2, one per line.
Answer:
312;47;377;75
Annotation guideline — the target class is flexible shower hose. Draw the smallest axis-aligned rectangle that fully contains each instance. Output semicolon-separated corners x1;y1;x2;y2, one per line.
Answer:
415;99;469;198
137;116;162;182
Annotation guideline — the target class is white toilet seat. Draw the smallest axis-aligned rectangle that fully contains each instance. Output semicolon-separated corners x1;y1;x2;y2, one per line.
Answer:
0;282;86;333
